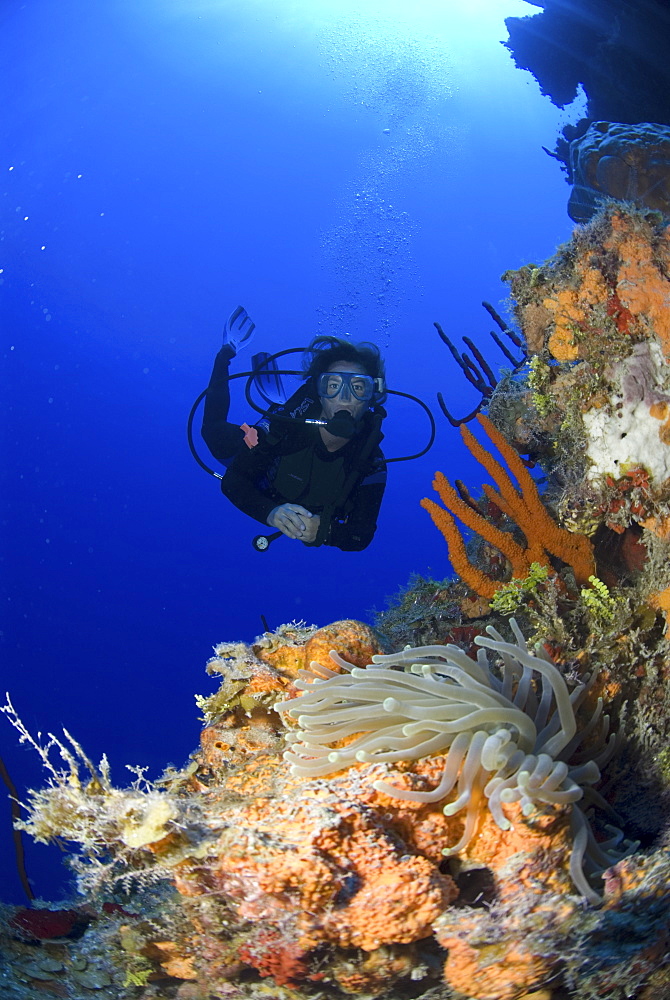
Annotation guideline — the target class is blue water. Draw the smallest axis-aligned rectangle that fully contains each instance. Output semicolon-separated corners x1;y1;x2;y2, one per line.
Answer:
1;0;582;903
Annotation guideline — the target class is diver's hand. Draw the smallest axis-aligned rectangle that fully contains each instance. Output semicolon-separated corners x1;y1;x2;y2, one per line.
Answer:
267;504;316;540
300;513;320;544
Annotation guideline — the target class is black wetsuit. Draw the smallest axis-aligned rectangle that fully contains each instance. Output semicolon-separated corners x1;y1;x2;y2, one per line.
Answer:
201;347;248;463
201;349;387;551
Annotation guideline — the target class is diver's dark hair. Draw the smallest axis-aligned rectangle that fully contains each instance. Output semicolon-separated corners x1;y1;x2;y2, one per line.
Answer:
302;336;386;396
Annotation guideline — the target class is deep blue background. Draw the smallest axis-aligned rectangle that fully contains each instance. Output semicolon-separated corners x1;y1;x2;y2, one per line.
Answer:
1;0;581;903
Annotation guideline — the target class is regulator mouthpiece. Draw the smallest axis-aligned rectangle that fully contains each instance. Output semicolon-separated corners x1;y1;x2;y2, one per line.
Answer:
326;411;357;439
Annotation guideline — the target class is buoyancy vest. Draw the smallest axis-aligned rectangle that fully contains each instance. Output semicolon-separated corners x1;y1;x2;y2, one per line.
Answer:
255;382;386;543
272;445;347;510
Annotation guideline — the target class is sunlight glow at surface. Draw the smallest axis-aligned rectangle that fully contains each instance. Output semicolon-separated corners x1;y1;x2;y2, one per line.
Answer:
163;0;534;19
159;0;537;46
296;0;535;35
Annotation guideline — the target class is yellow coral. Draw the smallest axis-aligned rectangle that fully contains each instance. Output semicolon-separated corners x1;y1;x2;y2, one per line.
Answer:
120;796;178;849
254;619;386;679
604;212;670;351
649;400;670;445
647;585;670;636
543;264;609;361
615;236;670;347
543;289;582;360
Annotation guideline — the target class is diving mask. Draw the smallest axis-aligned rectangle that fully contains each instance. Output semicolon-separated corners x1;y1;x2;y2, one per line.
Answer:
317;371;384;402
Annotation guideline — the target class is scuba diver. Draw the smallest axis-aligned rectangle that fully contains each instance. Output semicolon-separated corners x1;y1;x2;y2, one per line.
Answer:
200;306;388;551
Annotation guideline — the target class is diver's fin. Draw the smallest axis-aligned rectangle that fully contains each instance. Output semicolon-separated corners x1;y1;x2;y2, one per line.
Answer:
223;305;256;354
252;351;287;405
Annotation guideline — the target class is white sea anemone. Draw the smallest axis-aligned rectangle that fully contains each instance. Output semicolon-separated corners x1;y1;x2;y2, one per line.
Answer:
277;619;637;903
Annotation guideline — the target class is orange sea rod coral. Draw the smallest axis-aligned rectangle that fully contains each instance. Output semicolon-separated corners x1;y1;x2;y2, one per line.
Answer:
421;414;595;599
